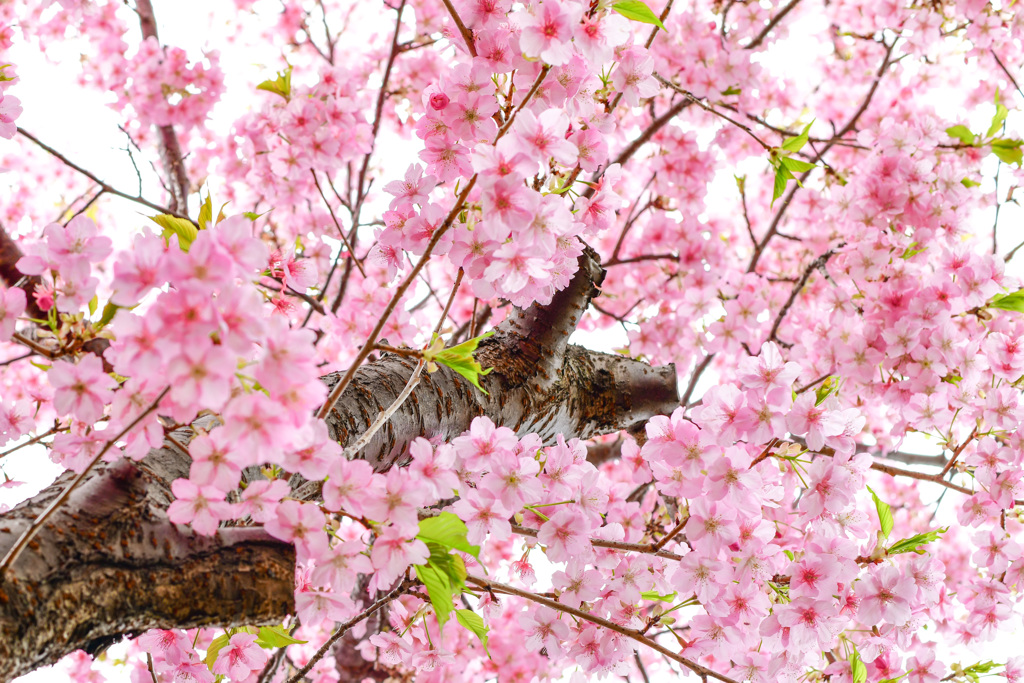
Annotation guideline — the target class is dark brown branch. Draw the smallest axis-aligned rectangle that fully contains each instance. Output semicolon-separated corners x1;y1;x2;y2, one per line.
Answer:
745;0;802;50
134;0;191;214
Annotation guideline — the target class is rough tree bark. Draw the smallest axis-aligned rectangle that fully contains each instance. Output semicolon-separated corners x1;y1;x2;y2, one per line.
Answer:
0;245;678;681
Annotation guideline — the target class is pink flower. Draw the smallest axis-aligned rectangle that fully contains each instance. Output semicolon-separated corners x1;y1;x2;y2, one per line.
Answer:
537;508;592;563
519;605;570;653
264;499;328;560
452;489;512;544
857;565;914;626
787;393;845;451
0;93;23;139
452;416;518;471
323;458;376;517
552;558;603;608
211;633;268;680
361;467;429;535
310;538;373;590
512;108;578;170
48;355;118;424
370;527;430;586
165;340;235;418
611;47;659;107
408;438;459;499
110;231;167;306
383;163;437;210
167;479;232;536
518;1;581;66
236;479;290;523
0;284;26;341
188;431;242;491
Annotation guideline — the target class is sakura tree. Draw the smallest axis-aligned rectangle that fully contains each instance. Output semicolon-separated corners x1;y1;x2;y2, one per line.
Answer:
2;0;1024;681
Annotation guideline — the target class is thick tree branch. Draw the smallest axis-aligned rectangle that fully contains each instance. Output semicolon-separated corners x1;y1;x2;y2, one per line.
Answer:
0;248;677;679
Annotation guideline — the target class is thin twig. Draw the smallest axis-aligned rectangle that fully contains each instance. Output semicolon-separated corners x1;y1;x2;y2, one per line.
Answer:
441;0;477;56
17;128;182;220
284;579;413;683
509;523;683;560
0;387;170;574
745;0;802;50
467;575;739;683
311;169;365;277
766;247;840;344
654;74;772;151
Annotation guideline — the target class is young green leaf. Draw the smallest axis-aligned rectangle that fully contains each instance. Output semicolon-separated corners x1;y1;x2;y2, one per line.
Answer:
204;634;231;669
771;167;791;207
961;177;982;188
255;625;307;648
455;609;490;654
198;192;213;230
779;156;816;174
946;125;976;145
781;121;813;153
257;66;292;100
430;331;495;394
886;527;948;555
990;289;1024;312
640;590;678;602
149;214;199;252
611;0;667;31
849;648;867;683
417;512;481;559
866;485;894;540
415;560;455;629
990;138;1023;166
987;103;1009;138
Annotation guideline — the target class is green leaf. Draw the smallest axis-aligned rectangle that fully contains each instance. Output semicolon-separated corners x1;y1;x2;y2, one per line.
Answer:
900;242;927;260
198;193;213;230
886;527;948;555
255;625;307;648
991;138;1023;166
243;210;270;221
814;376;838;406
961;177;982;188
771;167;789;207
779;156;816;174
149;214;199;252
781;121;813;153
455;609;490;654
640;590;678;602
417;512;480;559
257;66;292;100
88;295;98;316
204;634;231;669
611;0;667;31
430;331;495;395
721;85;742;96
990;289;1024;312
415;561;455;629
849;648;867;683
97;301;121;328
987;102;1009;138
866;485;894;540
0;64;14;82
946;124;976;145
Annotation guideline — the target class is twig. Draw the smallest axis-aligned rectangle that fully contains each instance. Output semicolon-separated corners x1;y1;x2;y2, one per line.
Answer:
766;247;840;344
11;331;55;359
680;354;714;408
17;128;180;219
745;0;802;50
284;579;413;683
311;169;365;277
654;74;772;151
467;575;739;683
509;523;683;560
0;387;170;574
441;0;477;56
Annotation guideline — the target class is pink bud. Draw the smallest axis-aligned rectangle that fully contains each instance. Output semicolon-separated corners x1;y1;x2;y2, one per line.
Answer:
429;92;450;111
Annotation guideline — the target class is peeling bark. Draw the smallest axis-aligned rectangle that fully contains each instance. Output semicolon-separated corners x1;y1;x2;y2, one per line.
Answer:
0;251;678;680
